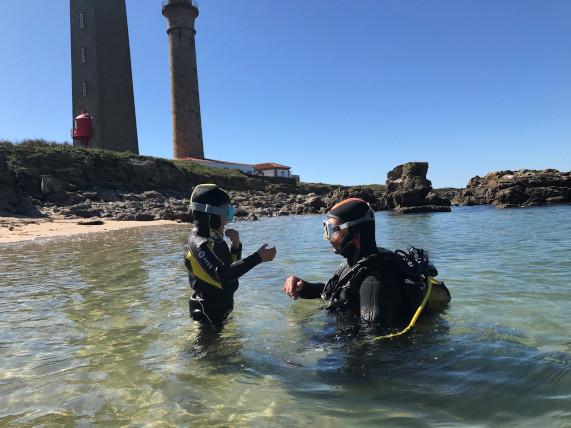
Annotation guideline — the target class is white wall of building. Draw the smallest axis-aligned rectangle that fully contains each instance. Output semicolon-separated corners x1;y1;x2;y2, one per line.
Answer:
192;160;254;174
258;168;291;177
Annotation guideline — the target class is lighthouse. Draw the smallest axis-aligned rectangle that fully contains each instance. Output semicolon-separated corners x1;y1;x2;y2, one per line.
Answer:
70;0;139;153
162;0;205;159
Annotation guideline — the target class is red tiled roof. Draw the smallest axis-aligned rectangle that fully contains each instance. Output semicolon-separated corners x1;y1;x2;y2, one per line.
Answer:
254;162;291;171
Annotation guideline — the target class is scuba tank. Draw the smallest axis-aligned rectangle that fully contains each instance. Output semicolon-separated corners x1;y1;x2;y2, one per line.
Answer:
392;247;451;314
321;247;451;326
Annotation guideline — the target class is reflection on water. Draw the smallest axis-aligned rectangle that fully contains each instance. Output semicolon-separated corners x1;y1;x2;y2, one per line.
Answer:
1;205;571;426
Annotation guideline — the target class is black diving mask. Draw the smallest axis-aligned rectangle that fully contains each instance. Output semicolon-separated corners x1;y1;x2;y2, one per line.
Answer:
323;204;374;241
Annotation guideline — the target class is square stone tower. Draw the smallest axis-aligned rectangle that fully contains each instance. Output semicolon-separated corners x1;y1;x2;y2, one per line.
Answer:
70;0;139;153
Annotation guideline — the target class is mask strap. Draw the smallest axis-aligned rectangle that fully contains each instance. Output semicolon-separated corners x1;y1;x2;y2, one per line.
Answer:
336;204;374;230
191;202;226;216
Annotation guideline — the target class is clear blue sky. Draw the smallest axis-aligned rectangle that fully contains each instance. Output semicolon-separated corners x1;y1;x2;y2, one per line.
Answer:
1;0;570;187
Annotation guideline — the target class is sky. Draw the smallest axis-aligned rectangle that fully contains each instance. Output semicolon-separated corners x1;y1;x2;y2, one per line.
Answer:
1;0;570;188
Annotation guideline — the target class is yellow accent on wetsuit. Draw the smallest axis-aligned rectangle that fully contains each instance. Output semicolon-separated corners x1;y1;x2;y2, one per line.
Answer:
185;250;223;289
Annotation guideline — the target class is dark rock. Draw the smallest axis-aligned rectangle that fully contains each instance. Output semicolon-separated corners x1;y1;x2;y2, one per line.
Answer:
395;205;452;214
305;195;325;209
123;193;143;201
82;191;100;201
77;220;105;226
0;149;43;217
41;175;70;194
67;200;102;218
134;213;155;221
324;187;386;211
45;191;85;206
425;192;451;207
234;207;249;218
433;187;462;203
98;189;121;202
384;162;451;214
546;196;569;204
385;162;432;208
458;169;571;208
141;190;164;200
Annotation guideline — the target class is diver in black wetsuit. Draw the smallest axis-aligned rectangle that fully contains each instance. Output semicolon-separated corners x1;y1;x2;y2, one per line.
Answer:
185;184;276;325
284;198;413;326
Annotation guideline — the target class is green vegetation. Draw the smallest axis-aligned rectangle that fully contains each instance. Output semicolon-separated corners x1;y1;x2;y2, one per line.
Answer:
0;140;360;196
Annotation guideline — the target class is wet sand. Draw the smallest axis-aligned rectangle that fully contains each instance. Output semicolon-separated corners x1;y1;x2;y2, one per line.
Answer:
0;217;179;244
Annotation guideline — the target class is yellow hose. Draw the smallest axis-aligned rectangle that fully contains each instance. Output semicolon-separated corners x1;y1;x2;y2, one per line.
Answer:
372;276;435;341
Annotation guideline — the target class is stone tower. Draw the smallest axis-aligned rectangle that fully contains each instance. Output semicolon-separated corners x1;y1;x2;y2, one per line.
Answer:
70;0;139;153
162;0;204;159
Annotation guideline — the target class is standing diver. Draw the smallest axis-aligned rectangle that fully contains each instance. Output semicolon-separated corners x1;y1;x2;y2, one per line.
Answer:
283;198;450;328
185;184;276;326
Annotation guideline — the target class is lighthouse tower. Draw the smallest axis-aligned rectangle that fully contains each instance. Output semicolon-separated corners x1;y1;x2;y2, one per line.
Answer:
162;0;205;159
70;0;139;153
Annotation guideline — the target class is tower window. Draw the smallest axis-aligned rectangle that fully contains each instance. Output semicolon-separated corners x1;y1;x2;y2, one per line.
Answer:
82;81;87;97
79;12;85;29
81;47;87;64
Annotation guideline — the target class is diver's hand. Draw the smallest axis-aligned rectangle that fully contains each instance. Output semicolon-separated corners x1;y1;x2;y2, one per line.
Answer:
257;244;276;262
225;229;240;249
284;275;304;300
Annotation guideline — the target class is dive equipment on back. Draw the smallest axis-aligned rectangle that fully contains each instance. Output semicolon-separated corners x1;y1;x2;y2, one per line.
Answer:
321;246;450;338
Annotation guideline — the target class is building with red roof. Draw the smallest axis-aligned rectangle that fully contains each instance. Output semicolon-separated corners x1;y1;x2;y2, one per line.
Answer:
253;163;292;178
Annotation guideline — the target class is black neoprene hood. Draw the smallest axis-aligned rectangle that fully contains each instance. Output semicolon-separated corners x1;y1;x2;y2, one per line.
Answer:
328;198;372;223
191;184;231;208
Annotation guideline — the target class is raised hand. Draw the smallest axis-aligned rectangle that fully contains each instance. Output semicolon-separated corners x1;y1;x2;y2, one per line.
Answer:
225;228;240;249
256;244;276;262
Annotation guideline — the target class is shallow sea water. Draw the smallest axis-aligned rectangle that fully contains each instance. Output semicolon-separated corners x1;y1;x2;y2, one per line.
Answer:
1;205;570;427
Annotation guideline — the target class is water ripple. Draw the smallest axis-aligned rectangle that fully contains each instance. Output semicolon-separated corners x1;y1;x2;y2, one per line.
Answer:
1;206;570;426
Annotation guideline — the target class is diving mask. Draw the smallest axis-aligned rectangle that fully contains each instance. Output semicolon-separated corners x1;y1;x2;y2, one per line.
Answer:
322;203;374;241
191;202;236;222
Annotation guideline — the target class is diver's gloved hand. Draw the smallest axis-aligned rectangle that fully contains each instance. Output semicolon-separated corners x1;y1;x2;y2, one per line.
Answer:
257;244;277;262
284;274;303;299
225;228;240;249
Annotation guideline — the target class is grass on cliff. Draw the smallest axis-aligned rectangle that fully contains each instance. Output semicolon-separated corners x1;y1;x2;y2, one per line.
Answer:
0;139;332;193
0;140;363;194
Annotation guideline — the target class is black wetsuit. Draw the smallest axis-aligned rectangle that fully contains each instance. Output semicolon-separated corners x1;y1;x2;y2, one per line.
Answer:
298;248;407;326
184;225;262;324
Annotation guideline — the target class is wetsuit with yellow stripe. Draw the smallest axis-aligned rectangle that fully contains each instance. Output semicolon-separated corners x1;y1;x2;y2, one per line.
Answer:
185;226;262;324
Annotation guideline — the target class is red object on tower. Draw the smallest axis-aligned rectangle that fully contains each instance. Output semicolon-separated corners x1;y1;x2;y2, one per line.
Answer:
72;111;93;148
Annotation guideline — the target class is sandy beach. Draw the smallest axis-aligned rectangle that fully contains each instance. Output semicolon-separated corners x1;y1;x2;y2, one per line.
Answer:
0;217;180;244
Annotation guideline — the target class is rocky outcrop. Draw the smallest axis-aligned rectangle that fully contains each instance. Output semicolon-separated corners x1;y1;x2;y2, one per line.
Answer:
0;142;390;221
432;187;463;205
384;162;451;214
460;169;571;208
320;186;388;211
0;146;43;217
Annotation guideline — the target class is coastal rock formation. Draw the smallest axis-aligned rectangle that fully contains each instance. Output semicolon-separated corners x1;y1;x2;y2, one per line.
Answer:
432;187;463;205
321;186;388;211
460;169;571;208
1;142;389;221
0;147;43;216
384;162;451;214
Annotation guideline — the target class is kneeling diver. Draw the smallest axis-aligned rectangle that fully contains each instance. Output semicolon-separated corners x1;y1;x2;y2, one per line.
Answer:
283;198;450;331
185;184;276;325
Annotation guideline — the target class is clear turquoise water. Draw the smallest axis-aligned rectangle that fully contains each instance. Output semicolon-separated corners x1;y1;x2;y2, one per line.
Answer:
1;205;570;427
